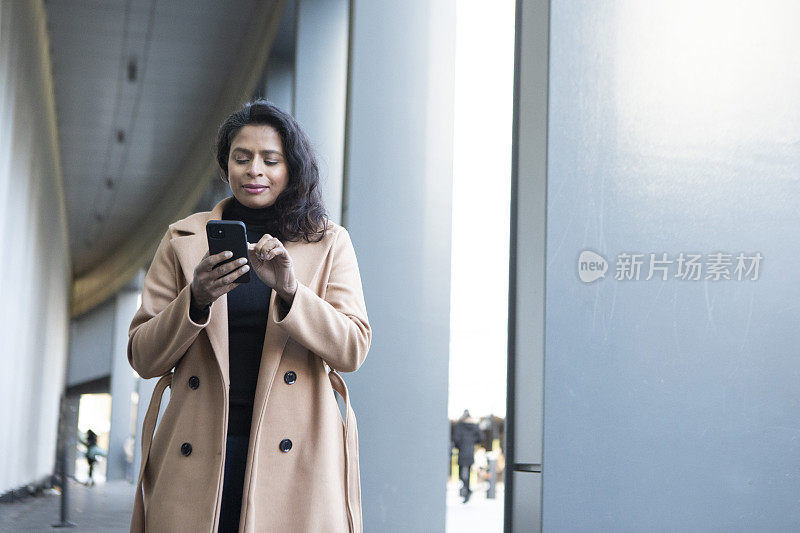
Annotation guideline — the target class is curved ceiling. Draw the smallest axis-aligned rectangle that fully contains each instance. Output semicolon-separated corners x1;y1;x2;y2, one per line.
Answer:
43;0;285;316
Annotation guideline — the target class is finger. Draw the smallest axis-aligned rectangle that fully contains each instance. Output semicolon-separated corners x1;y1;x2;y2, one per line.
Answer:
205;250;230;267
211;250;233;262
218;263;250;285
206;250;234;270
257;237;279;254
213;257;248;278
259;245;275;261
256;234;277;249
265;245;285;260
253;242;267;260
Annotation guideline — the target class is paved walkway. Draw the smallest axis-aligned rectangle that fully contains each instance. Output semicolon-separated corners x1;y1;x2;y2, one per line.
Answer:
0;478;135;532
446;479;505;532
2;478;503;532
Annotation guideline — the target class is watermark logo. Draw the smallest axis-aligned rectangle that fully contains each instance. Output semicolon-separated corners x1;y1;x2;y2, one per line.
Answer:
578;250;763;282
578;250;608;283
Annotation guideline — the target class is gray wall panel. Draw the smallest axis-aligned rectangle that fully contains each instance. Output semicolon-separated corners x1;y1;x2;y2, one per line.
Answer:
512;472;542;529
542;1;800;531
507;0;548;530
512;0;548;468
67;296;114;386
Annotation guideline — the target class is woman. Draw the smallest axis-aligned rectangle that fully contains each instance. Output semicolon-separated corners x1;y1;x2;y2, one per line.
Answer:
79;429;106;487
127;99;371;532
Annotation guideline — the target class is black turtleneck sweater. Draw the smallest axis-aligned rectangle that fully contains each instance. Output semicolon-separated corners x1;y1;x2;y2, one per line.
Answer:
190;196;282;437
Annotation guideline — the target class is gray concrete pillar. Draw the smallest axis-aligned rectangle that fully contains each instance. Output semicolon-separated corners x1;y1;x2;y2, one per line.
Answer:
342;1;456;530
294;0;349;223
264;57;295;113
107;289;140;481
63;395;80;479
262;0;296;112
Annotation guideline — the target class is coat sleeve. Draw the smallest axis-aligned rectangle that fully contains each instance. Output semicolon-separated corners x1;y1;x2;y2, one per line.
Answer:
271;227;372;373
127;228;210;379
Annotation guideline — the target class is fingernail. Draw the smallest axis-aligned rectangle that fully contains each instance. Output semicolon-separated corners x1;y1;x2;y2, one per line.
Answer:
225;251;232;258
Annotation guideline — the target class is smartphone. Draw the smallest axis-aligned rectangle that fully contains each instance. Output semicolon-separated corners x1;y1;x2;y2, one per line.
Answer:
206;220;250;283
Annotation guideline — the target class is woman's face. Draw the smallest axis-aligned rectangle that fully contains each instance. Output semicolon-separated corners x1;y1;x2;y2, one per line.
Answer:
227;124;289;209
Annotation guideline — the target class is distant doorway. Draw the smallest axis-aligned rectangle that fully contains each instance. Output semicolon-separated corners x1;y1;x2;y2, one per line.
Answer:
446;1;516;531
74;393;111;486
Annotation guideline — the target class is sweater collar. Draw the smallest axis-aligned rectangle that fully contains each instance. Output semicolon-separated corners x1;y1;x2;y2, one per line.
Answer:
222;195;280;226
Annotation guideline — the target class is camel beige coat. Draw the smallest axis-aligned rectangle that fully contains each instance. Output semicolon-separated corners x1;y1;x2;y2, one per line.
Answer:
127;196;371;532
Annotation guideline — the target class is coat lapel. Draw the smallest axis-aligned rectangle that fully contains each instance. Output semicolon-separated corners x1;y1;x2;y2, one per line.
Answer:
168;195;291;390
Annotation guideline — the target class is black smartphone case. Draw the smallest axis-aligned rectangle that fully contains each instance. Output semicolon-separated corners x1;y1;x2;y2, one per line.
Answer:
206;220;250;283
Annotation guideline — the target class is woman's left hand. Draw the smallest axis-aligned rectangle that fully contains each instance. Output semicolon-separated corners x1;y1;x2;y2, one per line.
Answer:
247;234;298;304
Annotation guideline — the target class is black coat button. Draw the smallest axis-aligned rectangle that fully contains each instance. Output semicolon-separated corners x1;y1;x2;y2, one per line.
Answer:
188;376;200;389
284;371;297;385
279;439;292;453
181;442;192;456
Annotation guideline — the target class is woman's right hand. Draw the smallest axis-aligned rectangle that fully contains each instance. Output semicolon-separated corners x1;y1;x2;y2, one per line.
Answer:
190;250;250;308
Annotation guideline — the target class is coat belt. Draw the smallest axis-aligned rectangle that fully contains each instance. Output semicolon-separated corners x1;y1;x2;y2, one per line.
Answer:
130;371;172;533
328;369;362;533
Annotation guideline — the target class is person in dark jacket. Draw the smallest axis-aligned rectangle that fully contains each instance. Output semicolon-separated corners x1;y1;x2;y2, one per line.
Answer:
452;410;483;503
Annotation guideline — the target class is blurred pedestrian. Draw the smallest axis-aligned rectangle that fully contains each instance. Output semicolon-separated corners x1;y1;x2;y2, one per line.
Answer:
79;429;106;487
452;409;483;503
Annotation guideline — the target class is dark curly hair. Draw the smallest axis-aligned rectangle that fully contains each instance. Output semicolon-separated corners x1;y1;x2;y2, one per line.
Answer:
215;98;329;243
